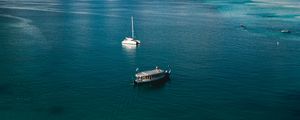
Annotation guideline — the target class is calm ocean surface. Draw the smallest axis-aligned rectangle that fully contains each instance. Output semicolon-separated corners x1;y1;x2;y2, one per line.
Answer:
1;0;300;120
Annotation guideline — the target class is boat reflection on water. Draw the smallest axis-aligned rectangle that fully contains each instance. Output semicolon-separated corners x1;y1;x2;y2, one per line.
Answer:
122;44;138;59
122;44;138;50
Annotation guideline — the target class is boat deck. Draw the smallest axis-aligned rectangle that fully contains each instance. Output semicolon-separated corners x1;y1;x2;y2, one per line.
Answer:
136;69;164;77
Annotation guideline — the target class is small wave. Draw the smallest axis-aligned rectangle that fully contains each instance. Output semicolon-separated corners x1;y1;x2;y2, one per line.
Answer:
0;6;121;17
20;2;60;6
0;14;33;28
251;0;300;8
0;14;32;23
0;6;62;13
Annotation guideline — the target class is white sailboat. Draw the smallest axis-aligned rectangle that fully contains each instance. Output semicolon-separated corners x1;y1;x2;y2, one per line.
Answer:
122;16;141;45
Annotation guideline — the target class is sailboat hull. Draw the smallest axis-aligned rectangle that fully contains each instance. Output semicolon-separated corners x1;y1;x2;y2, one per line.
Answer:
122;38;140;45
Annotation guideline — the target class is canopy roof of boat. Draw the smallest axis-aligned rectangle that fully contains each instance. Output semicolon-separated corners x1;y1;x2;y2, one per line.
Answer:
125;37;133;40
136;69;164;77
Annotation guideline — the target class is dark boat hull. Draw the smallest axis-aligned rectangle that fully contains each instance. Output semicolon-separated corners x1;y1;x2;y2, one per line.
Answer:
134;73;170;84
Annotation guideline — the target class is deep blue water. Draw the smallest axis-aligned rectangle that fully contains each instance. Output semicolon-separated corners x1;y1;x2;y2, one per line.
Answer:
1;0;300;120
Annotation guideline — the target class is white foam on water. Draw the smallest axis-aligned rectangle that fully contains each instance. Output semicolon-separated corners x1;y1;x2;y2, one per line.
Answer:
0;14;46;44
0;6;120;17
21;2;60;6
0;6;61;13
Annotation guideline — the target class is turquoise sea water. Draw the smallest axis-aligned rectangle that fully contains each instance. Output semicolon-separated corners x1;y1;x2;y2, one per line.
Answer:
1;0;300;120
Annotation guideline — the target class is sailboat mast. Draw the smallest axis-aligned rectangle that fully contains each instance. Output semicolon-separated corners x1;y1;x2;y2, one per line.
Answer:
131;16;134;39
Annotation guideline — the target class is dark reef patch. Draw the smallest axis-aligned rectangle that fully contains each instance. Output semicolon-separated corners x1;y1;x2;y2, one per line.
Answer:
34;105;66;116
283;90;300;119
0;83;13;95
0;103;13;111
48;105;65;115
